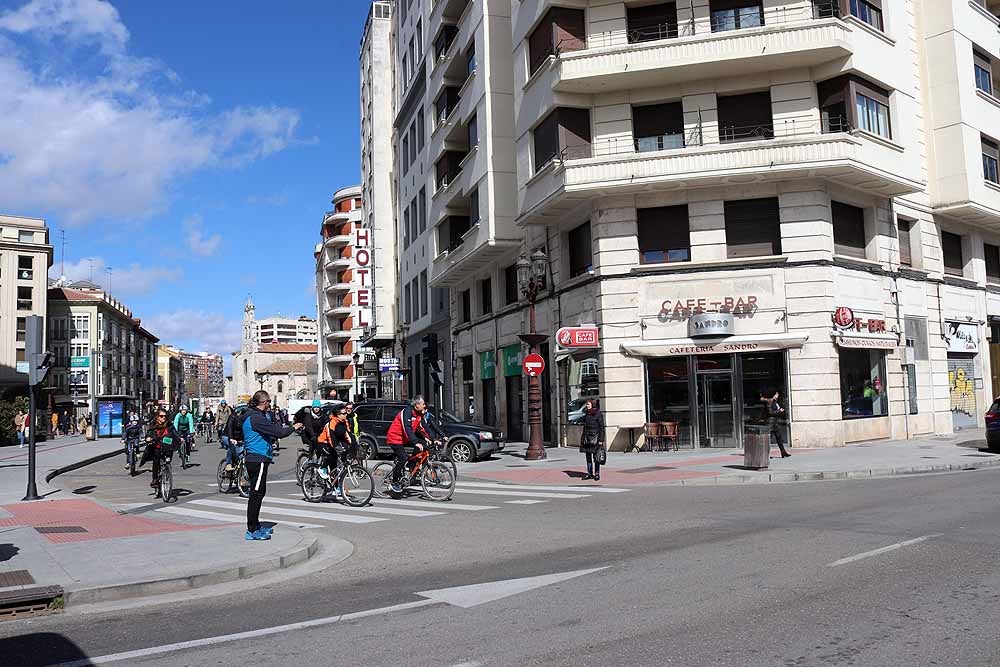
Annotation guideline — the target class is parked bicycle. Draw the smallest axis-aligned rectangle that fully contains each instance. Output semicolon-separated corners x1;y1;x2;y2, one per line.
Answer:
301;450;374;506
371;439;455;501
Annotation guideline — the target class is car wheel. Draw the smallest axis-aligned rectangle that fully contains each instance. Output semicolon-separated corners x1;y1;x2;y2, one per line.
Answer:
359;436;378;461
448;439;476;464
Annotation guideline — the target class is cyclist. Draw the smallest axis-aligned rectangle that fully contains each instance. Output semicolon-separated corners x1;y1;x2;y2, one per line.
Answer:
121;414;143;471
141;409;179;497
173;405;196;455
344;401;360;451
221;403;248;472
293;399;325;459
316;401;352;481
242;391;302;541
215;399;233;448
199;407;215;443
386;395;445;493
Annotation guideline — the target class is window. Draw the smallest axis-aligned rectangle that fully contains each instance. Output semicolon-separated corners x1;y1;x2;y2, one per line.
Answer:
849;0;883;31
410;199;419;239
832;201;867;259
986;243;1000;284
409;125;417;164
434;25;457;60
276;380;284;394
941;231;964;276
412;278;420;319
17;286;32;310
461;289;471;323
469;187;480;224
465;43;476;80
897;217;913;267
52;318;68;341
404;283;412;323
70;342;89;358
710;0;763;33
18;230;34;243
983;136;999;184
819;75;891;137
401;54;408;87
467;113;478;148
403;207;410;248
638;205;691;263
504;264;520;305
416;19;422;52
627;2;679;43
568;221;593;278
975;50;993;96
401;134;410;172
856;92;891;139
533;111;559;169
480;278;493;315
436;151;464;190
420;270;429;317
533;107;592;171
528;7;585;74
435;87;459;126
17;255;32;280
408;37;415;79
839;348;888;419
418;188;427;233
417;108;425;149
633;102;685;152
724;198;782;258
718;91;773;143
16;317;26;342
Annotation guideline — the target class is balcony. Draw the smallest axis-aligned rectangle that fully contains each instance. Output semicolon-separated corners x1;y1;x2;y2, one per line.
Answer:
326;354;354;365
324;256;352;271
519;118;923;226
326;329;353;340
324;233;351;247
550;13;852;94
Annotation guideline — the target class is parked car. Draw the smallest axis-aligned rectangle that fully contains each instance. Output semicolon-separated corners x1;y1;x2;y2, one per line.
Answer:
353;400;504;463
985;399;1000;452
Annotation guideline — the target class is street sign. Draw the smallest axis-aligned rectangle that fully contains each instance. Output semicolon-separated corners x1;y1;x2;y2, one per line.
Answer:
379;357;400;372
522;353;545;377
555;326;599;349
70;356;90;368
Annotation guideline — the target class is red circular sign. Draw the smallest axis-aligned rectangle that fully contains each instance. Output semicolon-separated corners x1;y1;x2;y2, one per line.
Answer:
833;306;854;328
522;353;545;377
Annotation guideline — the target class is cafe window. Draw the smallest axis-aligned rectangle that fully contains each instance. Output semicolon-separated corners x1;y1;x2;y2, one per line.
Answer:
832;201;867;259
568;221;593;278
941;231;964;276
633;102;685;152
638;205;690;263
644;357;691;447
839;348;888;419
718;91;773;143
725;198;782;258
710;0;763;33
986;243;1000;284
897;216;913;266
566;352;601;425
849;0;883;32
983;136;999;184
480;277;493;315
975;50;994;96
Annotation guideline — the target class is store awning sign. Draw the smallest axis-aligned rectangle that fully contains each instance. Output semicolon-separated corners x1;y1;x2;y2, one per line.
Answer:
480;350;496;380
556;326;599;349
833;334;898;350
70;356;90;368
688;313;734;338
619;333;808;357
945;321;979;354
502;344;522;377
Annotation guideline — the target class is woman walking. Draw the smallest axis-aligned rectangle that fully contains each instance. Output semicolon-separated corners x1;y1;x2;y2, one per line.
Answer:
579;399;605;481
14;410;26;448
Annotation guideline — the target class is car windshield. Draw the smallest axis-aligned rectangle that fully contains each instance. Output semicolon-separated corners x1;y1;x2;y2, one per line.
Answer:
428;407;461;423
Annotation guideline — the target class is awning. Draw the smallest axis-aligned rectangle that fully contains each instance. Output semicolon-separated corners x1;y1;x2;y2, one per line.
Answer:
619;333;809;358
832;333;899;350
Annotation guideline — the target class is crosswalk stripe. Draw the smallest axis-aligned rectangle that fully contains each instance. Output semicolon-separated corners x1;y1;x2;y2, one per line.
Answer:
284;494;498;511
249;495;445;518
459;481;629;494
451;488;590;499
157;506;324;529
505;500;547;505
189;499;386;524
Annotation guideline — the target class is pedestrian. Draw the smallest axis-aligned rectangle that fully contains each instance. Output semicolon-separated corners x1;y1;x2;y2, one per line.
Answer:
60;410;70;436
22;411;31;447
762;391;791;458
241;391;302;540
579;399;605;481
50;411;59;439
77;413;88;436
14;410;26;448
215;400;233;448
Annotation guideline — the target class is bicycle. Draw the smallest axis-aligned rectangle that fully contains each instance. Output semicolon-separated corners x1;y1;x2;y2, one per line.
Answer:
301;448;374;507
295;447;316;487
177;432;195;468
146;436;177;504
371;440;455;501
217;449;250;497
123;424;144;477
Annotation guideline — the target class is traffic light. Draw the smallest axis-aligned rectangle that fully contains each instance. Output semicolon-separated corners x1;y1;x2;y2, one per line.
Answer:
24;316;52;387
428;360;444;388
421;333;438;363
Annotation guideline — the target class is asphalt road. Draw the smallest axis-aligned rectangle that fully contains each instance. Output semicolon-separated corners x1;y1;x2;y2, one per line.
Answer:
3;444;999;666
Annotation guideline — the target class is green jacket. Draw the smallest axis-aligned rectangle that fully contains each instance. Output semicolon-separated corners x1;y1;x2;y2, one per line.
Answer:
173;412;196;434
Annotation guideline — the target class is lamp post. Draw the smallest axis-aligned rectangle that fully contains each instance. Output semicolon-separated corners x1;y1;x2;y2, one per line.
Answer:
397;324;410;401
517;249;549;461
352;352;361;402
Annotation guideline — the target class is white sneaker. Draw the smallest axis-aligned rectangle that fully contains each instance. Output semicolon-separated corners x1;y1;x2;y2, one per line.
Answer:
317;467;330;480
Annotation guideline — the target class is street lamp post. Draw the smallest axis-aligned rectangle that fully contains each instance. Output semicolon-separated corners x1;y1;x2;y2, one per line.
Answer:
397;324;410;401
352;352;361;402
517;249;549;461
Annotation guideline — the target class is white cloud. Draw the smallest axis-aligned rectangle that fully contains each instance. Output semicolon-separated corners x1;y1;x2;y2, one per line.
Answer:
182;214;221;256
53;256;181;295
0;0;303;224
143;310;243;358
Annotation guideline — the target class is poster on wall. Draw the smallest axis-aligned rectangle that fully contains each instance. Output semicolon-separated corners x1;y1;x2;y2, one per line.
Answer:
97;400;124;438
945;322;979;354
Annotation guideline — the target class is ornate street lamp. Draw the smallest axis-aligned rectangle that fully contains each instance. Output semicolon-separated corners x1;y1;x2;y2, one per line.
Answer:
517;248;548;461
352;351;361;402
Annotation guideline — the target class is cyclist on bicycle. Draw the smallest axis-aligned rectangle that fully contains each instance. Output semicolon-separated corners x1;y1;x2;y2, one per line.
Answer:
121;415;143;471
316;401;353;481
387;395;445;493
344;401;360;451
293;399;325;459
215;400;233;447
199;408;214;442
173;405;196;451
141;409;178;497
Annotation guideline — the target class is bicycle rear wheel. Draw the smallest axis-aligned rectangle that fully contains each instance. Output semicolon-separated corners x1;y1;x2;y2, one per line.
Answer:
421;461;455;501
217;459;233;493
237;461;251;498
301;463;327;502
370;462;395;498
128;444;137;477
160;462;174;503
295;451;311;486
339;464;374;507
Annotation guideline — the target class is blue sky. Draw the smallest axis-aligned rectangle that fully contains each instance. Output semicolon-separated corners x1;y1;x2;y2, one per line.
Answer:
0;0;371;365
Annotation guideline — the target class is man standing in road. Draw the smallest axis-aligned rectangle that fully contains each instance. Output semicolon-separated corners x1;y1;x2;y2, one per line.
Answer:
241;391;302;540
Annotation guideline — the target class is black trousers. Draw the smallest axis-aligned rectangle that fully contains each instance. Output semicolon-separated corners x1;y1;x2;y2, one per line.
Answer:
769;418;789;456
585;451;601;476
245;460;270;532
391;444;409;483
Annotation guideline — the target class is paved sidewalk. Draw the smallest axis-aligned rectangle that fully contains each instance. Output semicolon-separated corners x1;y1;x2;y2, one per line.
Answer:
0;435;122;504
463;429;1000;486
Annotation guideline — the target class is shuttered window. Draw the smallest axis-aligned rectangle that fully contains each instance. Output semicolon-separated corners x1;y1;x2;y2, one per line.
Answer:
986;243;1000;284
637;205;691;263
725;198;782;258
897;217;913;266
832;201;867;259
941;231;964;276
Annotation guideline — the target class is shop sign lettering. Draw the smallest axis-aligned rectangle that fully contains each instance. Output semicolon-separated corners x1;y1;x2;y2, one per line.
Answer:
354;227;372;328
945;321;978;354
667;342;761;355
832;306;886;334
659;296;758;319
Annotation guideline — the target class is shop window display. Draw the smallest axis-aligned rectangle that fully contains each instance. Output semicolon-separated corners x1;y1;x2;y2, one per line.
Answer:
839;348;888;418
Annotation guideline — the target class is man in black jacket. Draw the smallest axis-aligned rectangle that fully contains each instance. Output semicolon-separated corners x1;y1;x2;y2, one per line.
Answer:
293;400;325;457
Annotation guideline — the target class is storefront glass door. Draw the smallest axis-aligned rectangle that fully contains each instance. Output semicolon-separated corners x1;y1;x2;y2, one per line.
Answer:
697;370;737;448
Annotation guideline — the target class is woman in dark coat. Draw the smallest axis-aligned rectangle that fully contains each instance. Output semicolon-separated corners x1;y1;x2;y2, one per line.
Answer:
141;409;179;497
579;399;605;481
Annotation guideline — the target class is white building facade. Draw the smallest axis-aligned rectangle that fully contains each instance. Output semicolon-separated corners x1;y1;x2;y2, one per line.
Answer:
0;214;52;391
255;315;317;345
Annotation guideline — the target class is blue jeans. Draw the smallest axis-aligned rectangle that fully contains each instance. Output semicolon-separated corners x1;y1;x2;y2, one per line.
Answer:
222;436;243;465
17;431;25;447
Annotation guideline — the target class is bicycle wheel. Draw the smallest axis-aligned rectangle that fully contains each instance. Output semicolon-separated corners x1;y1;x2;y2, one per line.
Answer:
295;452;311;486
128;445;137;477
160;462;174;503
301;463;327;502
339;464;374;507
371;461;395;498
237;461;251;498
421;461;456;501
217;459;234;493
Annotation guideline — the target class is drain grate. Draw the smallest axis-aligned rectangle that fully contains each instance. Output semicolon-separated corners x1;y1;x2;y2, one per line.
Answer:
0;570;35;587
35;526;87;534
620;465;675;474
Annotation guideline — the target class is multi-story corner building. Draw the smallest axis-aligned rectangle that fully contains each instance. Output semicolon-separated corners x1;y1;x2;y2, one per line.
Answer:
48;283;160;419
360;1;401;361
0;214;53;391
254;315;317;345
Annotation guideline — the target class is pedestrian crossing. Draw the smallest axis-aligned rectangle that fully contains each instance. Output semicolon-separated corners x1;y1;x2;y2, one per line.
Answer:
152;480;629;531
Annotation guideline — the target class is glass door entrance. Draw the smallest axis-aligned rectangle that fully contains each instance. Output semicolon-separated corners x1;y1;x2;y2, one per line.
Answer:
697;371;737;448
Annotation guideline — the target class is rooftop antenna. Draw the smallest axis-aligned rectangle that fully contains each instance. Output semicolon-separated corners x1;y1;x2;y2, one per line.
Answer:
88;258;94;283
106;266;113;294
59;229;66;278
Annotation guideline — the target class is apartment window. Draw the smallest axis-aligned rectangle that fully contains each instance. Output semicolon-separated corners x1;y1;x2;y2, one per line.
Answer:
627;2;679;43
411;278;421;319
983;136;999;184
986;243;1000;284
633;102;685;152
534;111;559;169
469;187;480;224
941;231;964;276
849;0;883;31
435;87;460;126
416;19;422;52
401;134;410;171
52;317;68;341
504;264;520;305
467;113;478;148
528;7;585;74
461;289;471;323
819;75;891;138
975;50;993;96
857;90;891;139
16;286;32;310
638;205;690;263
417;108;425;149
403;208;411;248
832;201;867;259
409;125;417;164
16;317;26;342
465;43;476;80
440;215;471;253
408;37;415;78
533;107;592;171
401;55;408;87
17;255;33;280
718;91;773;143
897;217;913;267
404;283;412;323
568;221;593;278
436;151;464;190
18;230;34;243
725;198;782;258
710;0;763;33
418;188;427;233
480;277;493;315
434;25;457;60
420;271;429;317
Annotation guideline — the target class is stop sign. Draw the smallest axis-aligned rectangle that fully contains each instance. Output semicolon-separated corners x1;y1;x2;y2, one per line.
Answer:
522;353;545;377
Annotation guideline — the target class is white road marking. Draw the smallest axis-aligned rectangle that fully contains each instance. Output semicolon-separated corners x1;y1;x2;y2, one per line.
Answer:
114;503;154;511
827;534;941;567
285;493;499;511
156;506;324;529
451;488;589;499
240;494;446;518
188;499;386;524
460;481;629;494
416;566;609;608
505;499;547;505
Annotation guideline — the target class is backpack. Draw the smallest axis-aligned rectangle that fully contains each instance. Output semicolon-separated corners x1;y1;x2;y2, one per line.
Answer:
226;407;250;442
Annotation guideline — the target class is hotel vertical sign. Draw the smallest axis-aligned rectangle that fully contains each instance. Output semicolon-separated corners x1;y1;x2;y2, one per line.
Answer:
354;225;372;329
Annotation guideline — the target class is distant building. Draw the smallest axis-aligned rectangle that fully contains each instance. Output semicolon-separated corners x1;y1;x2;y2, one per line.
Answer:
255;315;317;345
156;346;185;410
173;349;225;398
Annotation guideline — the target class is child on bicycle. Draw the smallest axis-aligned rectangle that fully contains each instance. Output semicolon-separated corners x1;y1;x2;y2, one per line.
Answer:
316;401;354;480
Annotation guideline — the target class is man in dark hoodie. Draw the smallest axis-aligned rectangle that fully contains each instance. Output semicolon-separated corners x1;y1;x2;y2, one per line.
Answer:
241;391;302;540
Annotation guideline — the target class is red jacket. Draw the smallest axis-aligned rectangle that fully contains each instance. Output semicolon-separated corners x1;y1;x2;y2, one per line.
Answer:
386;406;429;446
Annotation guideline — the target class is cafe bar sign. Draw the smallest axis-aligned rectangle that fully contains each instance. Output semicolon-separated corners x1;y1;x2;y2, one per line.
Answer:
688;313;734;338
832;306;897;349
659;295;758;318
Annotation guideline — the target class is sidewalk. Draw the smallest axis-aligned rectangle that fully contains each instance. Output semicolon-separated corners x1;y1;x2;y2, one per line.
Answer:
464;429;1000;486
0;435;121;504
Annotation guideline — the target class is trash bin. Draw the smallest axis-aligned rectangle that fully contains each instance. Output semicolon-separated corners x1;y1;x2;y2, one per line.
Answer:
743;425;771;470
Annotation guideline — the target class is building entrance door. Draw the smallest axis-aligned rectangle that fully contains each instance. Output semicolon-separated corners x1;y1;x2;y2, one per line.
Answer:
697;369;737;448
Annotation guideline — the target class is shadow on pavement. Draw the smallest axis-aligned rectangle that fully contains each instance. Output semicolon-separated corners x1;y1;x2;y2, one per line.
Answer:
0;633;93;667
0;543;19;562
71;486;97;495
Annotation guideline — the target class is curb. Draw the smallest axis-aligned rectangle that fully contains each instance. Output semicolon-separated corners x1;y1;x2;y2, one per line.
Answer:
63;533;321;608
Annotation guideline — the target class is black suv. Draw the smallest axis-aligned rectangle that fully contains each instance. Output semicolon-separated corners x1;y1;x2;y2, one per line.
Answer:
353;400;504;463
